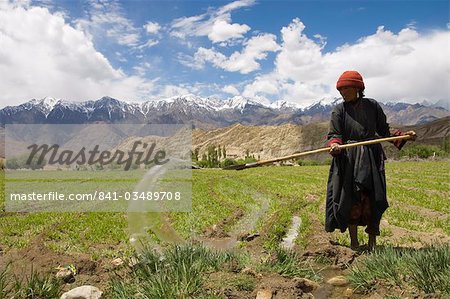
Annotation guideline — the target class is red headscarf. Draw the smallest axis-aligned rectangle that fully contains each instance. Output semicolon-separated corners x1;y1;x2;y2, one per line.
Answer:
336;70;365;91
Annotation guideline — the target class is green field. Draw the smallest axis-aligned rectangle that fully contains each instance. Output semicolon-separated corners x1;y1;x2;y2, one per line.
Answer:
0;161;449;298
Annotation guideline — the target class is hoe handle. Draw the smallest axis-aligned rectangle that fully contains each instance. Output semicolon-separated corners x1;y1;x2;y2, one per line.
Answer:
224;135;412;170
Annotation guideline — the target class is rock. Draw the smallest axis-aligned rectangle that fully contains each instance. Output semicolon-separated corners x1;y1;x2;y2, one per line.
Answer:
326;275;349;286
256;289;273;299
301;250;313;257
293;277;320;292
241;267;257;277
128;257;139;268
240;233;260;242
343;287;353;298
56;268;75;283
60;286;102;299
111;258;124;268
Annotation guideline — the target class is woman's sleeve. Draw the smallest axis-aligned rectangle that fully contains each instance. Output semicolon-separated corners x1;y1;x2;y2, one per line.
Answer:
375;102;407;150
326;105;343;146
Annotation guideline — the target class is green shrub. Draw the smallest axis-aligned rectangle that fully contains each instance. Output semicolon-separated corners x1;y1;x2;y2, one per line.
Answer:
400;144;446;159
258;248;319;280
196;160;208;168
221;158;238;168
5;154;46;170
348;245;450;295
109;243;244;299
236;157;257;165
0;268;62;299
297;159;319;166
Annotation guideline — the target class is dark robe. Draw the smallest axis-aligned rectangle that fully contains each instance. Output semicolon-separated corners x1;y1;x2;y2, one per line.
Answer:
325;97;405;235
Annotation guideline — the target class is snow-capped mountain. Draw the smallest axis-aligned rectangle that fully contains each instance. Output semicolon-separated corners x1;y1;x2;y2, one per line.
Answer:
269;100;303;111
1;95;448;128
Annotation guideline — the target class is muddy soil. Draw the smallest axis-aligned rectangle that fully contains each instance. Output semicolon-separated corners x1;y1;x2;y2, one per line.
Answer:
0;233;118;292
198;191;449;299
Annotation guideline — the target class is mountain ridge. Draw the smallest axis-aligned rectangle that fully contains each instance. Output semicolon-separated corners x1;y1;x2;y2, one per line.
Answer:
1;95;448;128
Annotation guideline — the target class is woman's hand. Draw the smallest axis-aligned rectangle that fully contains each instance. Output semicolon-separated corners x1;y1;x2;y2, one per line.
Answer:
404;131;417;141
329;143;342;156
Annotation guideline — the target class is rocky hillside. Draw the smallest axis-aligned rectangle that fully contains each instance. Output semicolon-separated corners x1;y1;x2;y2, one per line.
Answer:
192;116;450;161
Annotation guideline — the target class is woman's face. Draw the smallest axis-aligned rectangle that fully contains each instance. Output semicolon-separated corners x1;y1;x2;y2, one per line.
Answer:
339;87;359;102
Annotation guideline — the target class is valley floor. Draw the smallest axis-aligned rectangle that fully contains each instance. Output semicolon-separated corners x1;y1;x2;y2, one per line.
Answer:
0;161;449;298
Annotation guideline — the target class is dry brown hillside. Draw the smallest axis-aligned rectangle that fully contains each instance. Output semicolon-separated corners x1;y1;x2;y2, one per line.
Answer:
193;116;450;161
192;122;329;161
399;116;449;145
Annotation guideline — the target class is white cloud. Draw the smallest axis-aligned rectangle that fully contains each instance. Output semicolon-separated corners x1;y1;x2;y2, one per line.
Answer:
243;74;280;98
144;21;161;34
160;85;191;98
135;39;159;50
208;19;250;43
243;18;450;105
193;34;280;74
170;0;254;44
222;85;240;95
217;0;255;15
75;0;161;51
176;52;204;70
75;0;141;47
193;47;227;69
133;62;152;76
0;2;156;106
275;18;326;82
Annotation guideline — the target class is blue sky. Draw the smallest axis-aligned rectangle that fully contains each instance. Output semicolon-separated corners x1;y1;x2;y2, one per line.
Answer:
0;0;449;107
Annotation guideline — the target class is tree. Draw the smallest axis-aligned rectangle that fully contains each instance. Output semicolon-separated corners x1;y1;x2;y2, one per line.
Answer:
191;148;199;161
441;139;450;153
217;145;222;161
6;154;46;170
6;157;20;170
207;145;219;168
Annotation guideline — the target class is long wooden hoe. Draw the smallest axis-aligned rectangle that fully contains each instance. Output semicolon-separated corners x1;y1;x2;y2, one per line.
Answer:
223;135;412;170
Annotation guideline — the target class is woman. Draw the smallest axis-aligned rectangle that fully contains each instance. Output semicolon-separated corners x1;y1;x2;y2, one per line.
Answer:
325;70;416;251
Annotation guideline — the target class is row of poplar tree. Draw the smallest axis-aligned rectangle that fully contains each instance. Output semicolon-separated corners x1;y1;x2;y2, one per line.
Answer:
191;145;257;168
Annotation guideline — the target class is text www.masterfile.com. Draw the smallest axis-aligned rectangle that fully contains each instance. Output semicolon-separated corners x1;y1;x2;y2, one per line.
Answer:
9;191;183;201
